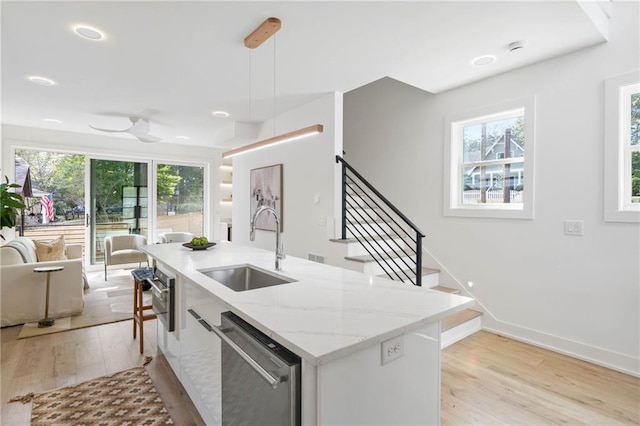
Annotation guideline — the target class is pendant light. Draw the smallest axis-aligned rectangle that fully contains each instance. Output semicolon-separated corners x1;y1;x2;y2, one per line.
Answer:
222;17;323;159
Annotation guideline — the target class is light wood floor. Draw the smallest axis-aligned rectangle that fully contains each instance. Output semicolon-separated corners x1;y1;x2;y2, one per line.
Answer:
2;324;638;425
442;331;640;425
1;319;204;426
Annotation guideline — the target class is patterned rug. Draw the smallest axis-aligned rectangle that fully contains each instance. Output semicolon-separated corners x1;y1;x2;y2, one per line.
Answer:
27;366;173;425
18;268;151;339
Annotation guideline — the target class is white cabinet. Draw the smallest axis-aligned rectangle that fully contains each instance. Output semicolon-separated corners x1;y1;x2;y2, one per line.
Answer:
157;317;181;377
180;278;226;425
303;321;441;425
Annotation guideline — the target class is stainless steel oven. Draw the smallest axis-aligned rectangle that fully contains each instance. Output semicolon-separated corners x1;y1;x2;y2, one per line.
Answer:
147;267;175;332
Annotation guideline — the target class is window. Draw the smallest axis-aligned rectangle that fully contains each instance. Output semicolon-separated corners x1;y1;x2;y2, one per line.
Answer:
604;70;640;222
444;97;535;219
155;163;205;238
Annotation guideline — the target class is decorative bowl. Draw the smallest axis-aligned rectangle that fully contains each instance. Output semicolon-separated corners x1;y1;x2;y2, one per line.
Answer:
182;242;216;250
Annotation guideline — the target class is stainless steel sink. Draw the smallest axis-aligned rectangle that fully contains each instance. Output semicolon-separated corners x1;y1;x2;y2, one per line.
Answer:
199;264;296;292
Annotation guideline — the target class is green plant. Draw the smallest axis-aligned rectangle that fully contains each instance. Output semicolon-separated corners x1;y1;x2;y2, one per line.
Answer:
1;175;26;238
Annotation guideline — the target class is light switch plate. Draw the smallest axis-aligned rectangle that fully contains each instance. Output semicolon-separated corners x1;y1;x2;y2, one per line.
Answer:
381;335;404;365
564;220;584;236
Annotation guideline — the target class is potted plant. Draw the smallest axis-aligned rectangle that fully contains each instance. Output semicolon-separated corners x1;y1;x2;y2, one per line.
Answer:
1;175;26;240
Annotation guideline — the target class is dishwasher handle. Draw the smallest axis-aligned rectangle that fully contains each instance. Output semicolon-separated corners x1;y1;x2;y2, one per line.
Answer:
188;309;284;389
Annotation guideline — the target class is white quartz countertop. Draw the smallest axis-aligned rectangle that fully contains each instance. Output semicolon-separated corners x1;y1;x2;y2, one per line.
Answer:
142;242;474;365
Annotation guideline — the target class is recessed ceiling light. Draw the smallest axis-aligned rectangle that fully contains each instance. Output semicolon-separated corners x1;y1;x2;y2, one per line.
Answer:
471;55;496;67
43;118;62;124
176;136;190;140
212;111;230;118
28;76;57;86
73;25;105;41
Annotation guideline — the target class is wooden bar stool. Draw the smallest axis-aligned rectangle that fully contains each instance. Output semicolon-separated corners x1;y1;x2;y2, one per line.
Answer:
131;267;156;354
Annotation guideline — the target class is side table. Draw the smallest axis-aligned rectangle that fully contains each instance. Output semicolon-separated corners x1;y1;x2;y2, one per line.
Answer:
34;266;64;328
131;267;157;354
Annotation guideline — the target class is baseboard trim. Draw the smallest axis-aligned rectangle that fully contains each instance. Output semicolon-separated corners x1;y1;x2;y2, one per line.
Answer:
482;317;640;378
420;247;639;377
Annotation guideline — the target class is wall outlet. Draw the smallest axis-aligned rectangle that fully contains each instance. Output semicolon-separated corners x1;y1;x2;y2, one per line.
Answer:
381;335;404;365
564;220;584;236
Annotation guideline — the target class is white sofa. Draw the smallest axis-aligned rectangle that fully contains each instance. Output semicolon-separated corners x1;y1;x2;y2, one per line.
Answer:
0;237;85;327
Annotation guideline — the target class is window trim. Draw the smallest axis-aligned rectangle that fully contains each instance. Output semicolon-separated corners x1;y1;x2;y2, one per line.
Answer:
444;96;536;219
604;70;640;223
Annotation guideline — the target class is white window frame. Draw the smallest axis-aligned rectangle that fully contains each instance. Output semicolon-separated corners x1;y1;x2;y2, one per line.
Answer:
604;70;640;223
444;96;535;219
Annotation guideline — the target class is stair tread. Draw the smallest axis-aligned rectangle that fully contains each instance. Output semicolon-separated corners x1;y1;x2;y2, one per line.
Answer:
430;285;460;294
376;267;439;278
442;309;482;332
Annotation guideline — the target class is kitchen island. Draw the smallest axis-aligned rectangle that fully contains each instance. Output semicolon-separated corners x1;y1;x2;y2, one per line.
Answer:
142;241;474;425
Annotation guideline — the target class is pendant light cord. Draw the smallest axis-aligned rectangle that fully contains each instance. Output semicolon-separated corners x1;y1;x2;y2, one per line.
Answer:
273;35;277;137
248;47;252;122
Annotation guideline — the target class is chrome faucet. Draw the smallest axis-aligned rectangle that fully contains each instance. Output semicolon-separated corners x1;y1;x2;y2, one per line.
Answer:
250;206;285;271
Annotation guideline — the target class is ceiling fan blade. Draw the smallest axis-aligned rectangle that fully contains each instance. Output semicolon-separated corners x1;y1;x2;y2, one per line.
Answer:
136;134;162;143
90;116;160;142
89;124;132;133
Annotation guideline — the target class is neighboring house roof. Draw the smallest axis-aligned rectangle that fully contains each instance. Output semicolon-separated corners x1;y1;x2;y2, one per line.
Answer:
465;134;524;163
465;134;525;176
14;156;32;197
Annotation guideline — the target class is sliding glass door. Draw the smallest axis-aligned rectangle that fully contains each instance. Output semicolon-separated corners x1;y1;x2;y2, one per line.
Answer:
88;159;149;265
13;149;207;269
155;163;204;239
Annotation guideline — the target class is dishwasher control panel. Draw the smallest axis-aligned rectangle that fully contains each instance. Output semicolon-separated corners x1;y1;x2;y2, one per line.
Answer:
222;311;300;366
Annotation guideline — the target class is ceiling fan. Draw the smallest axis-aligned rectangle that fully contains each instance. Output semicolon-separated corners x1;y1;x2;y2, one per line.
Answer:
89;117;162;143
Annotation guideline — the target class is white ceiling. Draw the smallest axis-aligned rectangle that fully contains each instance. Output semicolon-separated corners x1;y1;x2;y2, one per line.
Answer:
1;1;606;149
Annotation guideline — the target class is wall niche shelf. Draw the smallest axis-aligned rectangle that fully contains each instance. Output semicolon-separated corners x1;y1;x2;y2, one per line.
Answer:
220;164;233;206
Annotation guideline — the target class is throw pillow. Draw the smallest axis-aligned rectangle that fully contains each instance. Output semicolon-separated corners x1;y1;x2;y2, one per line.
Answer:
35;235;67;261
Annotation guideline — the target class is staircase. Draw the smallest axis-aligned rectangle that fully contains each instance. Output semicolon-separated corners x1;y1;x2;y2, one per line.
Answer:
333;156;481;348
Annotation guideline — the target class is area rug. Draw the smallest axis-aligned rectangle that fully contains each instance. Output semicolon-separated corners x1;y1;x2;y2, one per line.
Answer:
18;268;151;339
17;366;172;425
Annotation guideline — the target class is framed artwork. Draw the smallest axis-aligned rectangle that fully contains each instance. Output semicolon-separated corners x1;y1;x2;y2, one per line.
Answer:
250;164;283;232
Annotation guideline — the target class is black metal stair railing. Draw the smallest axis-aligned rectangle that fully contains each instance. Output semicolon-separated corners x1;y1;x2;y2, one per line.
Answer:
336;155;426;286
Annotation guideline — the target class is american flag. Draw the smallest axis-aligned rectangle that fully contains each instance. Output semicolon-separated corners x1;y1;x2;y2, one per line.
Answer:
40;194;55;221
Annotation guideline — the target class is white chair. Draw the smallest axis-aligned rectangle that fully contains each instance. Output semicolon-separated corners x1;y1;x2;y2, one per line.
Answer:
158;232;195;243
104;234;148;280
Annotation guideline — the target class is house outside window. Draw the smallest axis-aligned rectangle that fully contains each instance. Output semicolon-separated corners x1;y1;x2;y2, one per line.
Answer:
604;70;640;222
444;97;535;219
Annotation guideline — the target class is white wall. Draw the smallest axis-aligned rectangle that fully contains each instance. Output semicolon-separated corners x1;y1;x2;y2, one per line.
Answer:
1;124;224;240
344;2;639;375
231;92;343;265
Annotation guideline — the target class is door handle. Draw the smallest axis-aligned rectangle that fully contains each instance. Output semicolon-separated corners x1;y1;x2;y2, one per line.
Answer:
86;213;90;227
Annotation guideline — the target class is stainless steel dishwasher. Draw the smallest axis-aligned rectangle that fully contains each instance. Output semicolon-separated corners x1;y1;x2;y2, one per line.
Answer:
220;311;301;426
